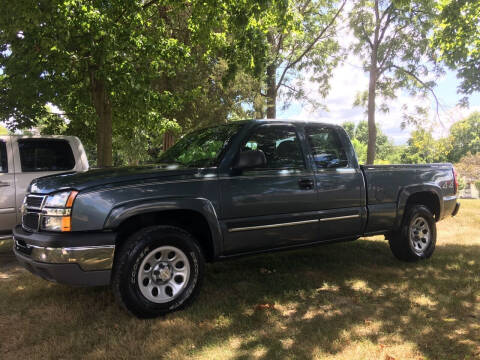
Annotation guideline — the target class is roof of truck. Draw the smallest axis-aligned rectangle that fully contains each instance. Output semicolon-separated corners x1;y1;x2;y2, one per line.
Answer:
230;119;342;127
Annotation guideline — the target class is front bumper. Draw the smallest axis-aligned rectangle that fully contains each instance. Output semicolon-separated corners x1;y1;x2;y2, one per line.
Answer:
12;225;115;286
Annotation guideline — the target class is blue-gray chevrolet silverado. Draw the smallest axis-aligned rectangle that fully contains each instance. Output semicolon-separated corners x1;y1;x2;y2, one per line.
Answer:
12;120;460;318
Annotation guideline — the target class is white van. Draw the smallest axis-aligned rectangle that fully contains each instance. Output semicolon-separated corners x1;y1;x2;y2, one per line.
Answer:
0;136;89;241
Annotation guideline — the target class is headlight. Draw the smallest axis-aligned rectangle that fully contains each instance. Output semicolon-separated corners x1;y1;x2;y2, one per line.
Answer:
41;191;78;232
44;191;71;208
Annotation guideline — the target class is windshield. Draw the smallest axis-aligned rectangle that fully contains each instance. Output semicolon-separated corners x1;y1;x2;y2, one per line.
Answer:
158;123;244;167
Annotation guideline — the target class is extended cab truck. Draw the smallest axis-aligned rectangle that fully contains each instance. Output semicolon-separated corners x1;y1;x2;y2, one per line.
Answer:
0;136;89;245
12;120;460;318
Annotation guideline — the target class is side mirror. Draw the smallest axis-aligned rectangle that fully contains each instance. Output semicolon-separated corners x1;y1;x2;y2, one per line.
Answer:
233;150;267;171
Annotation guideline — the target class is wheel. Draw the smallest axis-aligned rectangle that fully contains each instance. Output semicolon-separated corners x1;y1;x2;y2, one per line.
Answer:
388;204;436;262
112;225;205;318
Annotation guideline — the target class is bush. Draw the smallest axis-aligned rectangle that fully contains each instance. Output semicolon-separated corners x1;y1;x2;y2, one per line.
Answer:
458;177;466;191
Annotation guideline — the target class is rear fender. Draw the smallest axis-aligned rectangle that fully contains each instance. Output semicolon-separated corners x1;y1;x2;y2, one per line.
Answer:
395;184;442;229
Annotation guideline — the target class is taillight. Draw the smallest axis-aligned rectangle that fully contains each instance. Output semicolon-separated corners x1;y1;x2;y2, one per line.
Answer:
453;167;458;194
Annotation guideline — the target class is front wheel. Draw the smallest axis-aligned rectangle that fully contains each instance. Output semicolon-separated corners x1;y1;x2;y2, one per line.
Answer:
112;226;205;318
388;205;437;262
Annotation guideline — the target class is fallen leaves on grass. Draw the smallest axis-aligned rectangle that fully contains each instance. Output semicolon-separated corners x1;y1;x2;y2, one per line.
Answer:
254;303;275;311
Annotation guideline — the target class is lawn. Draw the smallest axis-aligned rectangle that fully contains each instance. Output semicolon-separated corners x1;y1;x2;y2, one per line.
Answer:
1;200;479;360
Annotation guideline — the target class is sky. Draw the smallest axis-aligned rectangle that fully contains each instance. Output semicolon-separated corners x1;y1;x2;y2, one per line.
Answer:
277;51;480;146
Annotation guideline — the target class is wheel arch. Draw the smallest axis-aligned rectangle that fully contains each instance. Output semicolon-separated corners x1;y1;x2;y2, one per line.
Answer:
106;198;222;261
396;185;442;229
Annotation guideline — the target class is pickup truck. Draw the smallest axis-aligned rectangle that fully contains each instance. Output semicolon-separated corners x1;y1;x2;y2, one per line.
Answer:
12;120;460;318
0;135;89;243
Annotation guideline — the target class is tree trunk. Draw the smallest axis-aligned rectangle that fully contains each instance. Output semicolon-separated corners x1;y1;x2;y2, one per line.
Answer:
266;62;277;119
163;130;175;151
366;60;377;165
90;68;113;168
266;32;277;119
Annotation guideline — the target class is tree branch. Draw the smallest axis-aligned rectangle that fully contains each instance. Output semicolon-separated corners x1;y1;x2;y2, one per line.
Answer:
275;0;347;92
360;22;374;50
390;64;440;120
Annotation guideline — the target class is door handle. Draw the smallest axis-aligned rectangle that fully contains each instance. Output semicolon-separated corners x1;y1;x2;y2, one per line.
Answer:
0;181;10;187
298;178;314;190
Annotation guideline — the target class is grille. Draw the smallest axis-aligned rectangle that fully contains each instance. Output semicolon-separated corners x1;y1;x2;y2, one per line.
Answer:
23;213;40;231
25;195;45;209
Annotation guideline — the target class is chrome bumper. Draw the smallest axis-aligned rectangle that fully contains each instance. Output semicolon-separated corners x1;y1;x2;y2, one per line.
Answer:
14;239;115;271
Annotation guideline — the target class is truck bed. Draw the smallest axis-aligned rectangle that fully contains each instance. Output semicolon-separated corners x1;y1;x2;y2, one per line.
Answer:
361;163;457;234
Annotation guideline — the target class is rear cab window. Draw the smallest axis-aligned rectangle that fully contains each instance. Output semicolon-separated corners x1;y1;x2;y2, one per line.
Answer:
18;139;75;172
305;126;349;169
0;140;7;173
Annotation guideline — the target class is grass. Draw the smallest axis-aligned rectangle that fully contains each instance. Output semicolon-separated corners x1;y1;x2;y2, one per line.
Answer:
1;200;479;360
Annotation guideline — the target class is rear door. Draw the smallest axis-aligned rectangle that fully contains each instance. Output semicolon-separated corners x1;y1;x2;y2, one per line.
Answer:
220;123;319;254
304;125;365;239
12;138;77;219
0;137;16;234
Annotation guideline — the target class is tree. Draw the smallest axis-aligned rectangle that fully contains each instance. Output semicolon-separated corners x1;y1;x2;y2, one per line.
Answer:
400;126;451;163
447;111;480;162
0;125;8;135
262;0;346;118
342;120;396;164
455;153;480;181
433;0;480;104
349;0;440;164
0;0;289;167
342;121;355;139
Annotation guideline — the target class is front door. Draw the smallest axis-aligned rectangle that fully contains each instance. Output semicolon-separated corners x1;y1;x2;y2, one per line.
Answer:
220;123;319;254
0;137;16;234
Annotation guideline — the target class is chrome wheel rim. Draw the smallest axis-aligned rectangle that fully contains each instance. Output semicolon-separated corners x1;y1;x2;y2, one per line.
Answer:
137;246;190;303
409;216;431;254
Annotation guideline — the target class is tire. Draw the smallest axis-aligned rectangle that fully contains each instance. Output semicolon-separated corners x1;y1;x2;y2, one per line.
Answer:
112;225;205;318
388;204;437;262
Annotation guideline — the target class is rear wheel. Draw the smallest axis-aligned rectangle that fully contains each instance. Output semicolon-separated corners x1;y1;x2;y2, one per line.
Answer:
112;226;204;318
388;205;436;262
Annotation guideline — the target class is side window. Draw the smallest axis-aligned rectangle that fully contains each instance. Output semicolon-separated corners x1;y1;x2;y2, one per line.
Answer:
0;141;7;173
18;139;75;172
241;125;305;169
305;126;349;169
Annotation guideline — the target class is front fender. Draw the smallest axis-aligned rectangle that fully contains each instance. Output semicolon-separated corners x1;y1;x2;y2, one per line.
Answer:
104;197;223;258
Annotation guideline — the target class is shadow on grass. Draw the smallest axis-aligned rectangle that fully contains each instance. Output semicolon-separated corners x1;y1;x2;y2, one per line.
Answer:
1;238;479;359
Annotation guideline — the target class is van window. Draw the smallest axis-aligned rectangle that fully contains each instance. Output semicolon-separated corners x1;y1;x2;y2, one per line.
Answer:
0;141;7;173
18;139;75;172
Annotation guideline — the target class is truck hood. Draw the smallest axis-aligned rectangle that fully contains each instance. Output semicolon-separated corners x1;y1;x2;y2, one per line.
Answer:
29;165;203;194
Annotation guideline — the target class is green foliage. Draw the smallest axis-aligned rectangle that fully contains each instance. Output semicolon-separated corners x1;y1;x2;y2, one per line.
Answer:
433;0;480;103
447;112;480;163
399;126;455;164
0;125;8;135
0;0;289;165
342;121;355;140
350;138;367;164
458;177;465;191
344;121;397;164
270;0;345;112
350;0;440;104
